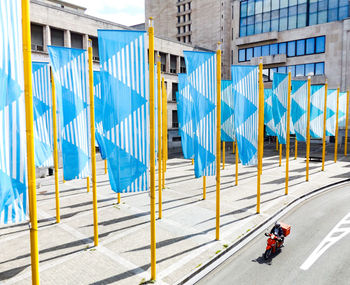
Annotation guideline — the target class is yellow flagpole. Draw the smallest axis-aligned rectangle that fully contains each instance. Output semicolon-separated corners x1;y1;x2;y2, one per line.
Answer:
203;176;206;200
22;1;40;282
104;160;107;174
285;72;291;195
345;91;349;156
87;177;90;193
321;81;328;171
148;18;156;280
295;139;298;160
162;77;166;189
306;77;311;181
51;71;60;223
191;158;194;165
334;88;340;162
118;193;121;204
257;59;263;214
235;141;238;186
222;141;225;169
158;62;162;219
216;44;222;240
88;40;98;246
279;144;282;167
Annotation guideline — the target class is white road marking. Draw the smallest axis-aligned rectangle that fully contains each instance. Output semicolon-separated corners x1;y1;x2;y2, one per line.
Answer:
300;212;350;270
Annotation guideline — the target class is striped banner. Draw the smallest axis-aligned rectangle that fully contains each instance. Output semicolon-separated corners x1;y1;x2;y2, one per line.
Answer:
231;65;258;166
310;85;326;138
291;80;308;142
93;71;107;160
98;30;149;193
338;92;347;128
32;62;53;167
0;0;28;224
177;73;194;159
221;80;235;142
48;46;91;180
264;88;276;136
184;51;217;178
326;89;338;136
272;72;289;145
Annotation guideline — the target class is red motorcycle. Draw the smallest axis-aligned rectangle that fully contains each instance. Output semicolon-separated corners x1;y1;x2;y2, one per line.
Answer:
264;232;284;260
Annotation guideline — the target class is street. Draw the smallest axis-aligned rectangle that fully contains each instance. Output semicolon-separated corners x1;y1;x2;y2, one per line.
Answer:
198;182;350;285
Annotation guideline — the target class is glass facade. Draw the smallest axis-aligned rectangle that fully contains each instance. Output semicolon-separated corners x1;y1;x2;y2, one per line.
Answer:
263;61;325;81
240;0;349;37
238;35;325;62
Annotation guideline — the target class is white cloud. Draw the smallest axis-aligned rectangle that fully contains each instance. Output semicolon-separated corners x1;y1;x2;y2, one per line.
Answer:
67;0;145;26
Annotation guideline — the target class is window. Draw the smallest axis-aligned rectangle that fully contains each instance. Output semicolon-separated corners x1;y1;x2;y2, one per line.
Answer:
177;16;180;23
296;39;305;56
315;36;325;53
287;41;295;57
279;42;287;54
172;110;178;128
239;49;246;62
246;47;253;61
31;23;43;51
305;63;314;76
71;32;83;49
315;62;324;75
254;46;262;57
178;6;180;13
277;66;287;73
89;36;99;60
172;83;178;101
295;64;305;76
51;28;64;47
270;43;278;55
159;52;166;72
306;38;315;54
180;57;186;73
262;45;269;56
170;55;177;74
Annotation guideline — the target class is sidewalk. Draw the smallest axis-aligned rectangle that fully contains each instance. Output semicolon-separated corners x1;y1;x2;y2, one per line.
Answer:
1;142;349;285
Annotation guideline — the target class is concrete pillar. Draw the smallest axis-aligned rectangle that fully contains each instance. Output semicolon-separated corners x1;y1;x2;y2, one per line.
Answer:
82;34;89;50
176;56;181;74
166;53;170;73
64;30;71;48
43;25;51;52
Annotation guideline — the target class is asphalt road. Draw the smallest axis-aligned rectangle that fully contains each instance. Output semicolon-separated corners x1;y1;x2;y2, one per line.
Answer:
197;183;350;285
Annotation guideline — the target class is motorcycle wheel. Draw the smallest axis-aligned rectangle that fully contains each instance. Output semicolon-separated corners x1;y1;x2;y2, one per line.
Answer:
264;249;272;260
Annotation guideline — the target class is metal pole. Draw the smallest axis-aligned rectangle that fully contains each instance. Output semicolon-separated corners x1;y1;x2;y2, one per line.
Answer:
51;71;60;223
216;44;221;240
191;158;194;165
118;193;121;204
148;18;156;281
158;72;163;219
257;60;263;214
88;40;98;246
321;81;328;171
334;88;340;163
345;91;349;156
87;177;90;193
279;144;282;167
306;77;311;181
104;160;107;174
235;141;238;186
22;1;40;282
295;139;298;160
162;76;167;189
222;141;225;169
203;176;206;200
285;72;291;195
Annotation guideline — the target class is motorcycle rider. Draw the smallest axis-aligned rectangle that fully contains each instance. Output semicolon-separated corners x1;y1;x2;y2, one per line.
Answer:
270;222;284;245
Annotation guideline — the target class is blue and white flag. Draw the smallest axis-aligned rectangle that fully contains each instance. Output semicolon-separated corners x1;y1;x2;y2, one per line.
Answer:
310;85;326;138
338;92;348;128
231;65;258;166
291;80;308;142
32;62;53;167
221;80;235;142
48;46;91;180
0;0;28;225
177;73;194;159
93;71;107;160
326;89;338;136
98;30;149;193
272;72;289;145
184;51;216;178
264;88;276;136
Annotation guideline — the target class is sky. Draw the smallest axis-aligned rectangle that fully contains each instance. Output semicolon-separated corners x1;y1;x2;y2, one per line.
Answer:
68;0;145;26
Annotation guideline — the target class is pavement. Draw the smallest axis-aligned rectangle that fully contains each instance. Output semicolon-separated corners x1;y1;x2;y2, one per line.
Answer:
197;182;350;285
1;141;350;285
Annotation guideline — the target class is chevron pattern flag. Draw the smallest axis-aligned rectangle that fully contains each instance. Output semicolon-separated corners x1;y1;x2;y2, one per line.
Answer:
264;88;276;136
93;71;107;160
310;85;326;138
338;92;348;128
32;62;53;167
0;0;28;225
221;80;235;142
231;65;258;166
326;89;338;136
177;73;194;159
272;72;289;145
184;51;216;178
48;46;91;180
98;30;149;193
291;80;308;142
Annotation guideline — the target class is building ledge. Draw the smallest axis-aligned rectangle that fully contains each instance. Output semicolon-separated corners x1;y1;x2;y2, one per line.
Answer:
250;54;286;65
235;31;278;46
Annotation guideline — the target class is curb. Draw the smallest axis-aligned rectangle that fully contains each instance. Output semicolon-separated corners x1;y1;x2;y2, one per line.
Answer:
176;178;350;285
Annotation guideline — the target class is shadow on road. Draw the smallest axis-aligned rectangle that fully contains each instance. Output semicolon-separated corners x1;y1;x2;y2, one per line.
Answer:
251;249;282;266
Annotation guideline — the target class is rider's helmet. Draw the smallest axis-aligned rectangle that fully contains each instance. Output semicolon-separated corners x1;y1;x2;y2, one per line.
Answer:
275;221;280;228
